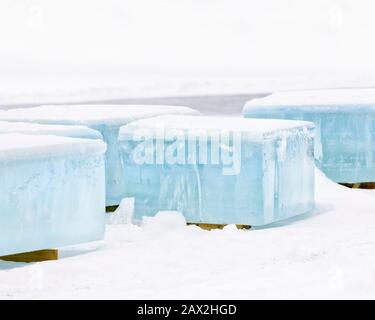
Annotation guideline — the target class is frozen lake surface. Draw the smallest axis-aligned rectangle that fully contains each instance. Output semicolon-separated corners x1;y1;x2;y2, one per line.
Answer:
2;93;269;115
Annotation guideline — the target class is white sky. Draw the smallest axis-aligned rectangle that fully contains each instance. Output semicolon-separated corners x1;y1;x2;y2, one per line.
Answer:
0;0;374;74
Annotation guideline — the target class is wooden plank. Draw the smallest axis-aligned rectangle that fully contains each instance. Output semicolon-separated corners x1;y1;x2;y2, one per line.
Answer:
106;205;119;213
0;249;58;263
187;223;251;231
358;182;375;189
340;182;375;189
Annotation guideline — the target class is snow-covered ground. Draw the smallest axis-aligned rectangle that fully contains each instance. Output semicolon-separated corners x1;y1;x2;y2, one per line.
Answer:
2;70;375;107
1;169;375;299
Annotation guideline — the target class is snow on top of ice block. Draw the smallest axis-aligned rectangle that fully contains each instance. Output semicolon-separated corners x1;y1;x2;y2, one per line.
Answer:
0;121;102;140
0;133;106;163
0;105;200;126
244;88;375;111
119;115;313;141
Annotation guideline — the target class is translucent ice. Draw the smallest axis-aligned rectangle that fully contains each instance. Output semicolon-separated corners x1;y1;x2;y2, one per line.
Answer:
0;105;200;205
0;134;106;257
118;115;315;226
243;89;375;183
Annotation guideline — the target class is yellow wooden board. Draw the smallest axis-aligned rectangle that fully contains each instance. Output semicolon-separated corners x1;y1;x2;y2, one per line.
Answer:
0;249;58;263
187;223;251;231
340;182;375;189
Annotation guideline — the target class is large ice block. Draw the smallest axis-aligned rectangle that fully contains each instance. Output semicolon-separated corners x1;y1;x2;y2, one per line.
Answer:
118;115;315;226
0;105;200;205
0;133;106;257
0;121;102;139
243;89;375;183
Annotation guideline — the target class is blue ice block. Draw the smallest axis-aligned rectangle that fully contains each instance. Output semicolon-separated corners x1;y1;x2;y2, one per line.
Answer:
118;115;315;226
0;133;106;257
0;105;200;205
243;89;375;183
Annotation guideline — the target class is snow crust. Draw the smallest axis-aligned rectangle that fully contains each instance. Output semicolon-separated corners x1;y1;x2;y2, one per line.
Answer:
119;115;314;141
0;134;106;162
0;105;200;126
0;121;102;139
244;88;375;111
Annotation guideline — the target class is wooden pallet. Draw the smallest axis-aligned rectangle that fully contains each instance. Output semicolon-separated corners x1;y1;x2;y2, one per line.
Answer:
0;249;58;263
340;182;375;189
187;223;251;231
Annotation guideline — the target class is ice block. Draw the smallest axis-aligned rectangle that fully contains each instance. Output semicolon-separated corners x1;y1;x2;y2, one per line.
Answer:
118;115;315;226
0;105;200;205
0;133;106;257
243;89;375;183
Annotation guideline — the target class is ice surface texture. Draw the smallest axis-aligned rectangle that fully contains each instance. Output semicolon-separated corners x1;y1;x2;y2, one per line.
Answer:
118;116;315;226
243;89;375;183
0;134;106;256
0;105;200;205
